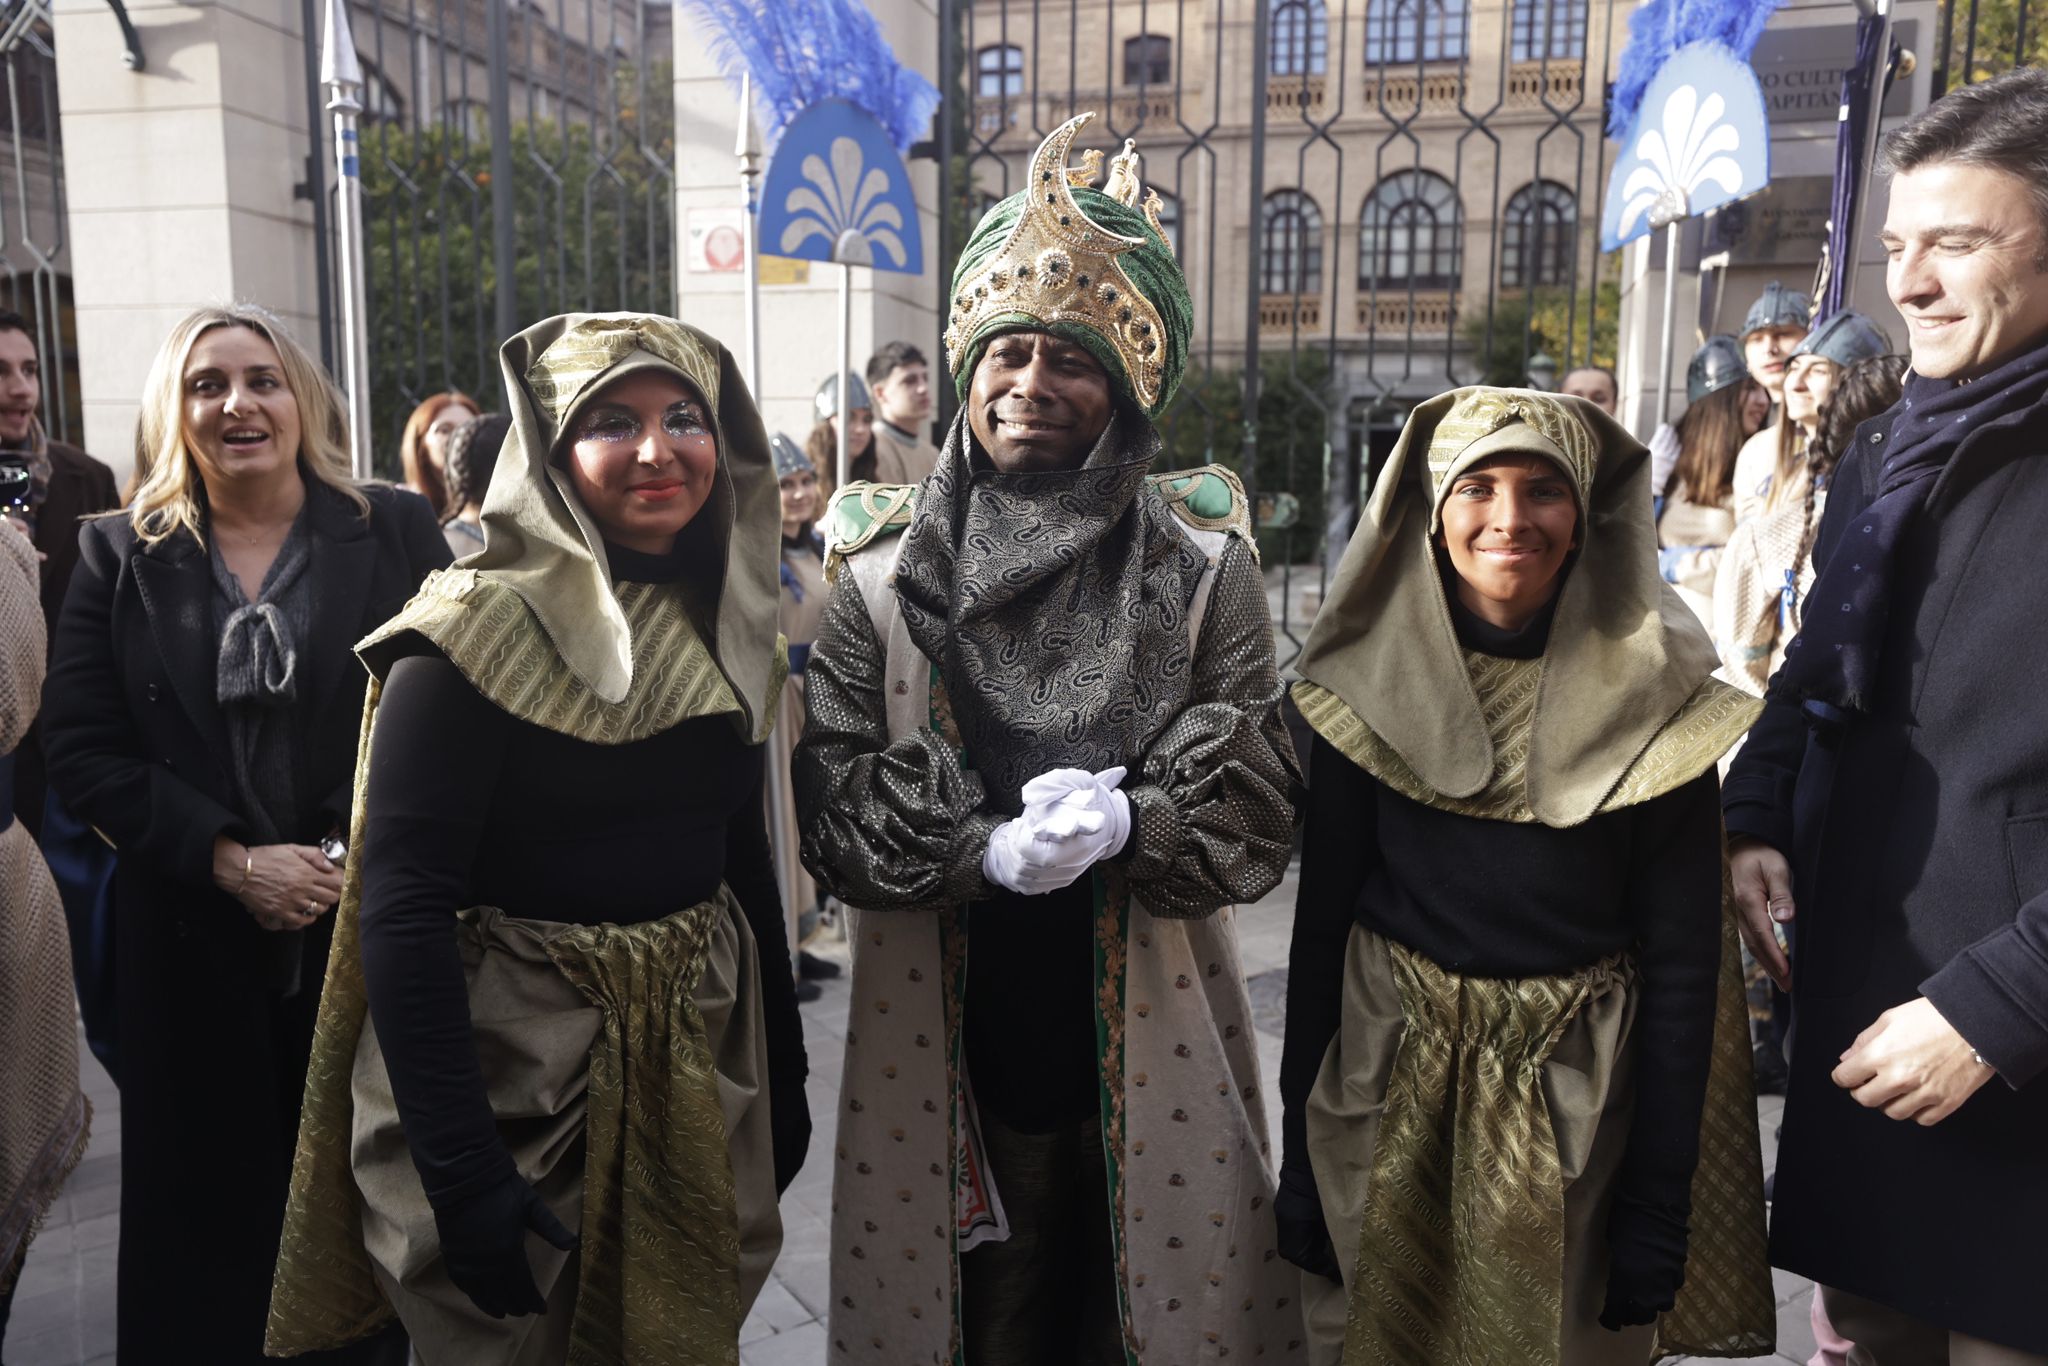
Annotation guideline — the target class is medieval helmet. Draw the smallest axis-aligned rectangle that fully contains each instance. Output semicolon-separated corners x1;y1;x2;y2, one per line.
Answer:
1687;335;1750;404
814;371;872;424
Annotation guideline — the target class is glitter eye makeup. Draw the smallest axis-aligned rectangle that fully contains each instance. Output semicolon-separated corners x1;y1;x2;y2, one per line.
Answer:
661;403;709;438
577;407;638;442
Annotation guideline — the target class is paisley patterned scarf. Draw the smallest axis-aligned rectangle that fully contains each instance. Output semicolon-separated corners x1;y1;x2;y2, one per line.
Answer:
892;406;1203;815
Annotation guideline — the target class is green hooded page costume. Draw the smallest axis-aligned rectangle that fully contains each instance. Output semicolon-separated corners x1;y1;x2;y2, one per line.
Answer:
792;114;1306;1366
266;313;795;1365
1280;388;1774;1364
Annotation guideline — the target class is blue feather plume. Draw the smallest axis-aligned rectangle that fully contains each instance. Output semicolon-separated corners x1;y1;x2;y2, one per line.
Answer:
1607;0;1782;139
678;0;941;154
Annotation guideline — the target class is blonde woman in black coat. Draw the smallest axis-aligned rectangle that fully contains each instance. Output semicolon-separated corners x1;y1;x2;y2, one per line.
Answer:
42;303;448;1363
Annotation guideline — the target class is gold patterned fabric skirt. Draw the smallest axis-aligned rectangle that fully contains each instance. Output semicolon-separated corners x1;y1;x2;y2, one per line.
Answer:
1304;927;1651;1366
268;889;779;1365
1304;923;1773;1366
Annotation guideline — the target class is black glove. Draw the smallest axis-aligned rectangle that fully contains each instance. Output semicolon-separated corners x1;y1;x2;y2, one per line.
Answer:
1598;1196;1688;1331
771;1077;813;1195
433;1171;580;1319
1273;1159;1343;1282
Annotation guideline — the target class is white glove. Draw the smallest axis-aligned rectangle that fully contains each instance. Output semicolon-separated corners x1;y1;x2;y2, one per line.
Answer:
981;766;1132;896
1018;766;1131;854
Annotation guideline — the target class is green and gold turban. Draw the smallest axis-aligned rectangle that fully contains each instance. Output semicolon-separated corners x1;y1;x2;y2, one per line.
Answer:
943;114;1193;418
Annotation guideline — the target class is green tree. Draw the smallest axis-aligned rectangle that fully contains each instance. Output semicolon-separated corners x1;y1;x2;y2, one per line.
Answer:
1157;349;1333;564
1461;280;1622;388
1934;0;2048;90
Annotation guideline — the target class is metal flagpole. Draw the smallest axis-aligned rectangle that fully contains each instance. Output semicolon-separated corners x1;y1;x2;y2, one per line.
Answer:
1840;0;1901;309
1656;218;1682;426
836;263;851;490
319;0;373;480
737;73;764;395
736;75;795;931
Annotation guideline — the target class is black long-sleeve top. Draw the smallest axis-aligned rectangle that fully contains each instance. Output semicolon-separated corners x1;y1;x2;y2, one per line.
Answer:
358;543;805;1206
1279;600;1724;1256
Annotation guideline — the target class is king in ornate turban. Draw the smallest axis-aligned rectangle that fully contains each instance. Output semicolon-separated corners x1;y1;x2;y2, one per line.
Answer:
793;113;1306;1364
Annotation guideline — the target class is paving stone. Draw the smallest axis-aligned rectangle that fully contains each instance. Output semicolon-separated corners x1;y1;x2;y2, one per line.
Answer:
3;1322;80;1366
738;1318;829;1366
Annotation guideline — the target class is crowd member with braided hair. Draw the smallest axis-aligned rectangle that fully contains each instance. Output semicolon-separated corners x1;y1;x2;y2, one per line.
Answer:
1655;335;1771;627
437;411;510;557
1712;316;1899;698
1711;342;1902;1107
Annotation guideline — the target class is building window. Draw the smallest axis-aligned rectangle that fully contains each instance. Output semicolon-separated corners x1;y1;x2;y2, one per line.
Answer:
1150;190;1182;257
1511;0;1586;61
1124;35;1173;86
1261;190;1323;295
445;98;490;142
1271;0;1329;76
1364;0;1469;65
1359;171;1462;288
358;59;405;126
1502;180;1577;287
976;44;1024;98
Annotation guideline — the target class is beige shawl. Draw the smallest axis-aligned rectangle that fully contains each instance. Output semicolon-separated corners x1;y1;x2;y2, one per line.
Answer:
0;521;90;1295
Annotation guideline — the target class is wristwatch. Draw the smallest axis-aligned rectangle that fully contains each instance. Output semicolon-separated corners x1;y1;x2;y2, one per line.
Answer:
319;832;347;867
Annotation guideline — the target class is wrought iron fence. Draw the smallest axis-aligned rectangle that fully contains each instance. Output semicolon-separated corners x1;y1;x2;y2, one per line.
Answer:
0;1;73;444
332;0;676;478
936;0;1625;667
1932;0;2046;89
932;0;2042;667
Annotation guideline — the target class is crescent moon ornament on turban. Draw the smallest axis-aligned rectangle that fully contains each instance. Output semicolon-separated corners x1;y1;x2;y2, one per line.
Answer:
942;113;1192;417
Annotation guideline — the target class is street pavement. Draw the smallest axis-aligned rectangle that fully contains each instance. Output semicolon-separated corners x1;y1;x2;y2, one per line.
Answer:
6;861;1819;1366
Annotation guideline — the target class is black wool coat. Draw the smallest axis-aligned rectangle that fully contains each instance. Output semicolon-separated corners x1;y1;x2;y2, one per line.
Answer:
41;479;447;1364
1724;407;2048;1354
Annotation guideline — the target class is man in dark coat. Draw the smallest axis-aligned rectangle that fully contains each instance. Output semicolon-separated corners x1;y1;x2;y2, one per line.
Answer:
0;308;120;836
1726;67;2048;1364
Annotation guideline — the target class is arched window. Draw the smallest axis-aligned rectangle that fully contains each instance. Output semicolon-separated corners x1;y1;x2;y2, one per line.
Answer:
444;98;489;142
976;44;1025;98
1359;171;1462;288
1511;0;1586;61
1364;0;1469;65
1271;0;1330;76
1124;35;1173;86
358;59;405;126
1150;190;1182;257
1261;190;1322;295
1501;181;1577;287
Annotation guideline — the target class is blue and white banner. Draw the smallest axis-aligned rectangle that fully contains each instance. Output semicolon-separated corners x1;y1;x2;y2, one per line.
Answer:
758;98;924;275
1600;40;1771;251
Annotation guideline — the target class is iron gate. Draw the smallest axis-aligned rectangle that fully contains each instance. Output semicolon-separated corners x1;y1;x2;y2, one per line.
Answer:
934;0;1629;665
0;0;73;445
329;0;677;476
925;0;2048;666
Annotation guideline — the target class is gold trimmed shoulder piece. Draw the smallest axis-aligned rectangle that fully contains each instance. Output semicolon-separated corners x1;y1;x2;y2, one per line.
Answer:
355;568;764;745
1147;464;1256;556
821;480;918;582
1604;677;1763;809
943;114;1173;412
1292;672;1761;825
